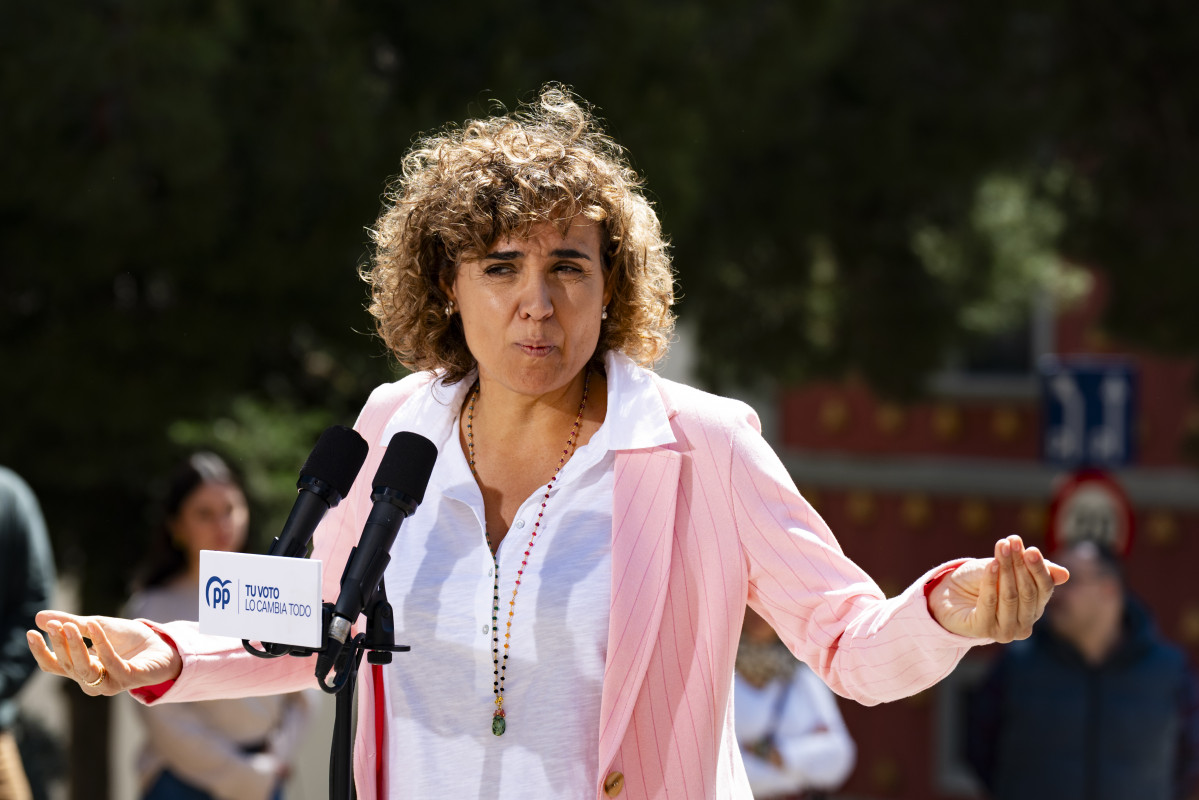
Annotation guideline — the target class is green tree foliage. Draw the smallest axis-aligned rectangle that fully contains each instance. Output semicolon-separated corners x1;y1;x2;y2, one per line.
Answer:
2;2;403;593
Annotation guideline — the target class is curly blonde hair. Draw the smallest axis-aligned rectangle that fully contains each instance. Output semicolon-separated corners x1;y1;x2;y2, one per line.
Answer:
363;84;675;383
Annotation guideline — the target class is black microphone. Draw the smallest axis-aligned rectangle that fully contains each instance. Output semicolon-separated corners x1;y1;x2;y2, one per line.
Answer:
243;425;369;659
315;431;438;685
268;425;370;560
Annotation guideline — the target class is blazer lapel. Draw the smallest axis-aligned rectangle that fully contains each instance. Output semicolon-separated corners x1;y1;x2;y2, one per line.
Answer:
597;446;680;772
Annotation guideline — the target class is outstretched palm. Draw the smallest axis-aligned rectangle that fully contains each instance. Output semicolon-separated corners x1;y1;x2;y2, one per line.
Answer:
27;611;181;696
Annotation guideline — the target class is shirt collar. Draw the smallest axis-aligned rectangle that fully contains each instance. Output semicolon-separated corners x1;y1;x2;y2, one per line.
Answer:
599;350;675;451
376;350;675;453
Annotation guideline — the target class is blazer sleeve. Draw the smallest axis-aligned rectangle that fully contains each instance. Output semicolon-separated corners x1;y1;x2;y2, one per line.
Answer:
727;402;981;705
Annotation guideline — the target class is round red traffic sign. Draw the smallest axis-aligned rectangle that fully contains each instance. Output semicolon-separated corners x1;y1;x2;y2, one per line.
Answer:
1046;468;1134;557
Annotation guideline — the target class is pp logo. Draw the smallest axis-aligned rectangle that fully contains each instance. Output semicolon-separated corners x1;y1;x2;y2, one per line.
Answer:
205;576;233;610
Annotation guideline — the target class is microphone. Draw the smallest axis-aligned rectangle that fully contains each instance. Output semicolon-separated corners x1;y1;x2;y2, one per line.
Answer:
268;425;370;560
243;425;369;659
315;431;438;685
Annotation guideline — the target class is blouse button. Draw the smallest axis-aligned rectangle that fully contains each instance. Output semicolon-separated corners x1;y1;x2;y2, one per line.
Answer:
515;519;526;529
603;771;624;797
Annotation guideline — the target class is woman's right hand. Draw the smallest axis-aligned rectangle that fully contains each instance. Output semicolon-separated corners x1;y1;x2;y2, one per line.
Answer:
26;610;182;697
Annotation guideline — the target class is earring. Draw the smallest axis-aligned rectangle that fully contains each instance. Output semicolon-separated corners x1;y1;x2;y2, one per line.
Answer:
445;300;455;316
601;305;608;320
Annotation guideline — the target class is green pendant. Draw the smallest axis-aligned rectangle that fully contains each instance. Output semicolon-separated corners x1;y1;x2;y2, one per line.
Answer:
492;714;507;736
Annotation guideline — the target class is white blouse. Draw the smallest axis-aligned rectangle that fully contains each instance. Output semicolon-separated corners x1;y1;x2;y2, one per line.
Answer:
377;352;675;799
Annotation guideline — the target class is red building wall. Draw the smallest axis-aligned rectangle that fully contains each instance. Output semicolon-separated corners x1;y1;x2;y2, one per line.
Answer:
776;274;1199;798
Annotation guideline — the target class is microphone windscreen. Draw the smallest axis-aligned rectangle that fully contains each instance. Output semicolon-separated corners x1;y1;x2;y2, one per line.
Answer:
301;425;370;497
374;431;438;503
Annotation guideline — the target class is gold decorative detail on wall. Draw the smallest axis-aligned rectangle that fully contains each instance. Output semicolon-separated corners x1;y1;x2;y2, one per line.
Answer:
1019;503;1047;544
1146;512;1178;547
990;407;1022;442
931;404;963;441
1085;327;1112;350
1179;605;1199;646
870;756;902;794
1185;407;1199;437
846;490;876;527
900;494;931;530
1182;410;1199;462
875;403;905;435
818;397;850;434
959;498;991;536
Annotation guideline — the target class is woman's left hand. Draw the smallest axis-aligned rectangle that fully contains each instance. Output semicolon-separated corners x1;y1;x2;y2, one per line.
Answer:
929;535;1070;642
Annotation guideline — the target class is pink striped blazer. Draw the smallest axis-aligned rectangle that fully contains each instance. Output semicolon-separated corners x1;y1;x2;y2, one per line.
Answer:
149;367;979;799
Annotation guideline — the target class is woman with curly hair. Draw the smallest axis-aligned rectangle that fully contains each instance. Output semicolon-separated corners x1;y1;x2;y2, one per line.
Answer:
29;85;1066;800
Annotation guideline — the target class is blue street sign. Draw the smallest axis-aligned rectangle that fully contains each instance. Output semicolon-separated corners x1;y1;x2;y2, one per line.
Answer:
1039;357;1138;469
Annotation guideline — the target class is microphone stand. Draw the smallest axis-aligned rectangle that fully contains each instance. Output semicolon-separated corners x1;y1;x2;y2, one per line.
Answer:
243;579;408;800
320;576;408;800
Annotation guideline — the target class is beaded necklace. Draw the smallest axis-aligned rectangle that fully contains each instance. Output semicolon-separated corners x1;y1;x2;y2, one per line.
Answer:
465;371;591;736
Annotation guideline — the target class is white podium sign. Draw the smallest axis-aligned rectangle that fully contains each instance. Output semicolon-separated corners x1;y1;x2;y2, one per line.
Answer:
198;551;324;648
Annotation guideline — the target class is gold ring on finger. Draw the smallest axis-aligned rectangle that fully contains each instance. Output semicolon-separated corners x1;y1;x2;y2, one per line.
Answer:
84;663;107;687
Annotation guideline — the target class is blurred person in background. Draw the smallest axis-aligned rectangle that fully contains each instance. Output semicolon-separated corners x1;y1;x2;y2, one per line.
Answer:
735;607;855;800
124;452;311;800
0;466;56;800
967;539;1199;800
